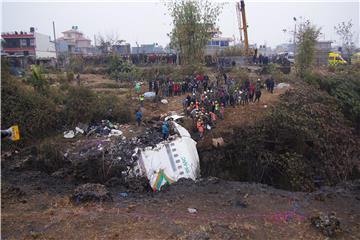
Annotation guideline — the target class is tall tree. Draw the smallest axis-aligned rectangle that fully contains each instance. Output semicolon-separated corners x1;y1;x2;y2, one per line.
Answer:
295;20;321;77
335;20;355;63
167;0;222;65
96;33;125;55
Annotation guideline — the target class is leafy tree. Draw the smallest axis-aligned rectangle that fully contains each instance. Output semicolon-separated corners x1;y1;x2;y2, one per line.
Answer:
295;20;321;77
335;20;356;63
167;0;222;65
28;65;49;94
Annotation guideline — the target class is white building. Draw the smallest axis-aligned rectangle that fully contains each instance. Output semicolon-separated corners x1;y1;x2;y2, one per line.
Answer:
57;26;92;55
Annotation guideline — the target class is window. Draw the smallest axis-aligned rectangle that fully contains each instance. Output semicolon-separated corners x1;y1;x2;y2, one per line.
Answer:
335;57;342;61
20;39;27;47
30;39;35;47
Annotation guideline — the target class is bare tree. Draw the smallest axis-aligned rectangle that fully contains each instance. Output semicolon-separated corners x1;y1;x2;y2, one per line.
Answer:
335;20;356;63
96;32;125;55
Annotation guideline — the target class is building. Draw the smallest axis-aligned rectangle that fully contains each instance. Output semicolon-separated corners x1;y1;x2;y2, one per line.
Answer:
204;29;233;56
131;43;165;54
112;43;131;55
314;41;332;66
274;43;295;54
56;26;92;55
1;27;56;59
257;45;273;56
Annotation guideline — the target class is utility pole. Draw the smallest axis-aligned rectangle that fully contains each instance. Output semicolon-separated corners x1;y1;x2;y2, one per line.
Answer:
52;21;58;67
293;17;297;57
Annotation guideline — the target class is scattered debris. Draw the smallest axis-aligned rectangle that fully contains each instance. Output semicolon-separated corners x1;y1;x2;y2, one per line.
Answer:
161;99;169;104
119;192;129;197
109;129;122;137
64;120;200;191
276;83;290;89
164;114;184;121
64;120;126;138
311;212;342;237
63;130;75;139
188;208;197;214
71;183;112;203
75;127;85;134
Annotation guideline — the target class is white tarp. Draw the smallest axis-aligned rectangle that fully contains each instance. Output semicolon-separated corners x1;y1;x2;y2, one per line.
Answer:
144;92;156;98
134;122;200;191
276;83;290;89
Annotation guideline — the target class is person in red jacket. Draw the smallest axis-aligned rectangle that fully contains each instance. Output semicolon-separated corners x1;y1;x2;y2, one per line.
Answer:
249;82;255;102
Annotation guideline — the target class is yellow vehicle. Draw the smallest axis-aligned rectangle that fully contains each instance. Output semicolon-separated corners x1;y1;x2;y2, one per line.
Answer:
351;52;360;64
328;52;347;65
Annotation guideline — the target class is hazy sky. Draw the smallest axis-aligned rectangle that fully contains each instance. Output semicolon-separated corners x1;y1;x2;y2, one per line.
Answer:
1;0;359;48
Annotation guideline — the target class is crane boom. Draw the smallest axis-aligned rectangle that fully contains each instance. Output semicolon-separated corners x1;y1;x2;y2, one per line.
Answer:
240;0;249;53
235;2;243;44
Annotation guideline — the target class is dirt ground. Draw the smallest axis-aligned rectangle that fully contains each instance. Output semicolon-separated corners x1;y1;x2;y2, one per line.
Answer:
2;74;359;239
2;168;359;239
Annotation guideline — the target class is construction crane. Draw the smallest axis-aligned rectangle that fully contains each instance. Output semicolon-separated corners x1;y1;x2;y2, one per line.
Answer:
235;2;243;44
236;0;250;54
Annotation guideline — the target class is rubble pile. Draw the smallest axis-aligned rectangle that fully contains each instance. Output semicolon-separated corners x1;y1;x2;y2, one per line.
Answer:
71;183;112;203
64;120;124;139
67;126;165;184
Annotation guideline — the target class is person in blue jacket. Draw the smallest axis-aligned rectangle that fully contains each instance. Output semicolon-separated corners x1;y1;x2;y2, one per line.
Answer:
135;109;142;127
162;121;169;140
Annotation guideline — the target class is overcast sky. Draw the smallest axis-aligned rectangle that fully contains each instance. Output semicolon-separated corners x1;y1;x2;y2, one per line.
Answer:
1;0;359;48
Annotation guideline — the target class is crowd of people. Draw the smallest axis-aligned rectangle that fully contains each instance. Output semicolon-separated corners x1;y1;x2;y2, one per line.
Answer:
135;71;274;140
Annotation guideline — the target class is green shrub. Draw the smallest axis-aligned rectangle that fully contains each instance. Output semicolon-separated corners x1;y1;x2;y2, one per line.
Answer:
203;84;360;191
63;86;97;125
93;94;132;123
304;68;360;132
63;86;132;126
1;75;59;143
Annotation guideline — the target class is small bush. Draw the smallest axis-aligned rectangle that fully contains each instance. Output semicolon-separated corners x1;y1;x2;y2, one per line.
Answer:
63;86;97;125
66;71;74;81
36;142;67;173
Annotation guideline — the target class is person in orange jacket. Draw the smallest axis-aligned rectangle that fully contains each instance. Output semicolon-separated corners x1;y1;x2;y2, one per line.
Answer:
196;119;204;139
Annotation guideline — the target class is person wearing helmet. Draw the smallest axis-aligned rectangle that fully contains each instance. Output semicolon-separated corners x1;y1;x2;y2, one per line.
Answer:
139;94;145;107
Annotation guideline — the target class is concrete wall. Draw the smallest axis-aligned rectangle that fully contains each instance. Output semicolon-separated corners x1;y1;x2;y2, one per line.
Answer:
34;32;56;59
76;40;91;48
